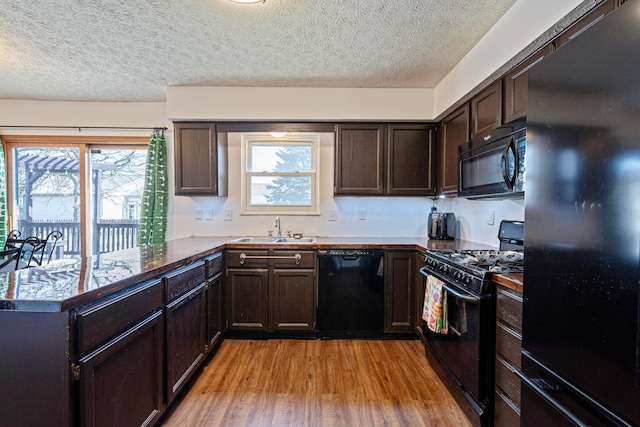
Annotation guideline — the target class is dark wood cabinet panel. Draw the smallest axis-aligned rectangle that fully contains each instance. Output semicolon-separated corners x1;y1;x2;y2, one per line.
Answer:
503;44;552;124
78;311;164;427
335;123;385;195
470;80;502;139
438;104;469;193
174;122;228;196
384;251;415;333
226;268;269;331
75;279;163;355
166;283;207;403
270;269;315;331
206;272;223;351
494;283;523;426
414;252;426;338
386;124;436;195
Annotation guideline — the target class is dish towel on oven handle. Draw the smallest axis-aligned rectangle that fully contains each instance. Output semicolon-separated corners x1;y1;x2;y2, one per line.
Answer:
422;274;448;334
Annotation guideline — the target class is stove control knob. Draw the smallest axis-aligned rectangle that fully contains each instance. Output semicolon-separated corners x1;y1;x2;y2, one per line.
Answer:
454;271;462;281
439;264;449;275
463;275;472;285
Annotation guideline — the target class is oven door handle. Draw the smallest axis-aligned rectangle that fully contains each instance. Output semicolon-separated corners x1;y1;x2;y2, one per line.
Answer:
419;267;481;304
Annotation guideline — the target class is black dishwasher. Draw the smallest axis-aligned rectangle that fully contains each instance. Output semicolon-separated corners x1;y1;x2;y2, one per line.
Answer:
317;249;384;338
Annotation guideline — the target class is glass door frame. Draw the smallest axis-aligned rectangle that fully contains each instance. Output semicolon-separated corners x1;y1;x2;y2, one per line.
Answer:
2;135;149;258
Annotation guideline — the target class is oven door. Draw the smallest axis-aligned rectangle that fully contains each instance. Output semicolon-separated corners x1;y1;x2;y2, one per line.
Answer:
459;128;526;199
420;267;492;410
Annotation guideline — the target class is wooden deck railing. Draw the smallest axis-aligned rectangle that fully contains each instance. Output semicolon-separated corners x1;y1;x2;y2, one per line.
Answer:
18;220;139;256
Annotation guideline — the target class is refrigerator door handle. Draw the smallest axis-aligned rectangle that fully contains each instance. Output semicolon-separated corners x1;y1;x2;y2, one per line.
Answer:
514;369;587;427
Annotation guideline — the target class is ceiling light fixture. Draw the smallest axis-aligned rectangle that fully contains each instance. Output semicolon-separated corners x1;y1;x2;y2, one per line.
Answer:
228;0;265;3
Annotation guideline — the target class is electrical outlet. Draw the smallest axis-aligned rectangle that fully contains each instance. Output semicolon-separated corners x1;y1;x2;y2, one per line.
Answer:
195;208;203;220
205;209;213;220
224;209;232;221
487;209;495;225
358;208;366;220
328;209;337;221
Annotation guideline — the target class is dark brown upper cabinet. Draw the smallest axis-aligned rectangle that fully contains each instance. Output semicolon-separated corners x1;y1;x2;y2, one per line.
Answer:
334;123;385;195
335;123;436;196
386;124;436;195
470;80;502;139
174;122;228;196
502;44;552;124
438;104;470;194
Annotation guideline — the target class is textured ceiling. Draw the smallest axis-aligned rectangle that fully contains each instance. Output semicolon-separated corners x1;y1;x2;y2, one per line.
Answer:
0;0;517;102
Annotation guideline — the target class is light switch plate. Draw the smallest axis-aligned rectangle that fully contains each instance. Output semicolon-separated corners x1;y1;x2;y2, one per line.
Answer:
487;209;495;225
224;209;232;221
205;209;213;220
328;209;337;221
195;208;203;220
358;209;366;220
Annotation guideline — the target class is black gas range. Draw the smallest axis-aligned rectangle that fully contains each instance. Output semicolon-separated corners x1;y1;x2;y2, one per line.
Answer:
420;220;524;427
423;249;524;295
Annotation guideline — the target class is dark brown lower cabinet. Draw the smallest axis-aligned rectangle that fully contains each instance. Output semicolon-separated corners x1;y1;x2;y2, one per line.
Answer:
78;311;164;427
165;282;207;403
206;271;223;351
384;251;416;333
494;284;523;427
270;269;315;331
226;268;269;331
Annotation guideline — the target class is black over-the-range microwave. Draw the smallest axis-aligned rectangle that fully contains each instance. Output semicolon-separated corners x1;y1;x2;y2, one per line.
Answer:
458;117;526;199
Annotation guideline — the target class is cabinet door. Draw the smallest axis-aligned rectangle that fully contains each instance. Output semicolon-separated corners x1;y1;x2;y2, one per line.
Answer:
78;311;164;427
334;123;384;195
206;272;223;352
166;282;207;403
414;252;426;338
270;269;315;332
470;80;502;138
438;104;469;193
386;124;436;196
384;251;415;333
174;122;227;196
226;268;269;331
502;44;552;124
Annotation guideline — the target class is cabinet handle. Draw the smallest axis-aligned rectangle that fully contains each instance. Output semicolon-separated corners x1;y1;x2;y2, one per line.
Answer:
240;253;301;265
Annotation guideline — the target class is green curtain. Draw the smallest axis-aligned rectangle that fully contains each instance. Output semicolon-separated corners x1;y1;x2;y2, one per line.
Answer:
0;137;6;245
138;130;168;245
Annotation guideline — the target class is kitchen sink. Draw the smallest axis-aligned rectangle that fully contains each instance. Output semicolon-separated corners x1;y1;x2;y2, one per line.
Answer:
273;237;316;243
229;236;316;244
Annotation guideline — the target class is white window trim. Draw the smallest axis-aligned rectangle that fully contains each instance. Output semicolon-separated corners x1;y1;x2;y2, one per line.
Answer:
240;133;321;215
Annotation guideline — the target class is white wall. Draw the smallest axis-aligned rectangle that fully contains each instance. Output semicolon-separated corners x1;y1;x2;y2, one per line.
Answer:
433;0;585;117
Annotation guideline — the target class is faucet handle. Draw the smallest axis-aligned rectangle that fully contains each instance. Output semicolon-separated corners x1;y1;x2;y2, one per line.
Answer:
267;230;273;237
286;230;292;238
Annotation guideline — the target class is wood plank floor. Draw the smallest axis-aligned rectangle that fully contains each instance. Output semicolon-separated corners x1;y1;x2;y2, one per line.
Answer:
160;339;472;427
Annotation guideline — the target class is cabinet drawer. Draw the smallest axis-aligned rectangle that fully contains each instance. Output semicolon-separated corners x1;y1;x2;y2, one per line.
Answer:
494;389;521;427
205;252;223;278
165;262;206;302
226;250;269;268
273;251;315;269
496;355;521;406
76;280;163;355
496;321;522;369
496;286;523;333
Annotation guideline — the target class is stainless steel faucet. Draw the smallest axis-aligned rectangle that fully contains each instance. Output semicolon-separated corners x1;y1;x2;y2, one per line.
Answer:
275;217;281;237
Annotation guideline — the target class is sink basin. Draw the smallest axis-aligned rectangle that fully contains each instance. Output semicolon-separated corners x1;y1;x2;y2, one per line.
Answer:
229;236;316;244
273;237;317;243
229;237;280;243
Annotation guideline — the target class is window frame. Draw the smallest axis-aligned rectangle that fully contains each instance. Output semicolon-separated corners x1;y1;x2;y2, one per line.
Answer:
240;133;321;216
1;135;149;258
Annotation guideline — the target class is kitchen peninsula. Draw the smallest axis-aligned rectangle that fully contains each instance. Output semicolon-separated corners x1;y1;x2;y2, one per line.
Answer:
0;236;491;427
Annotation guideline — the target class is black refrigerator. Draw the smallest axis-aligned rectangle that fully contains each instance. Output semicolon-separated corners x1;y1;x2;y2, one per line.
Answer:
521;1;640;426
